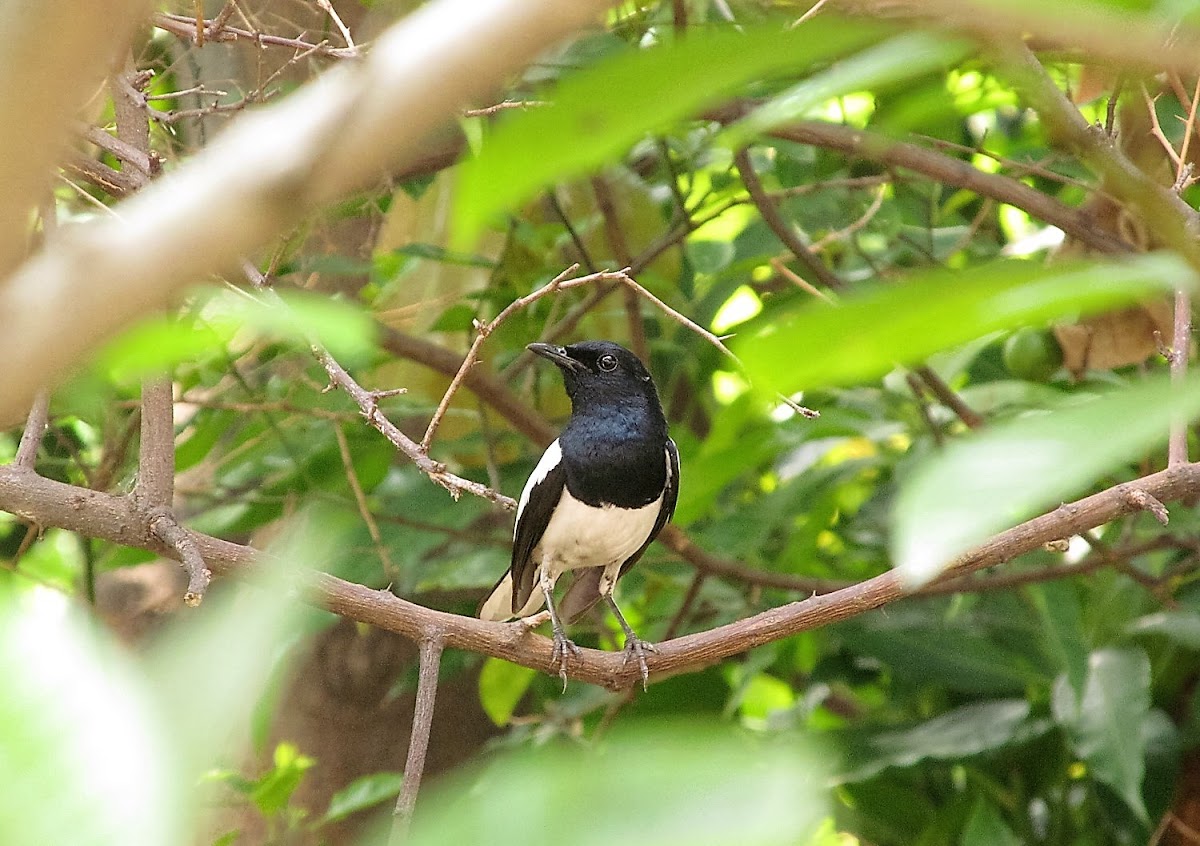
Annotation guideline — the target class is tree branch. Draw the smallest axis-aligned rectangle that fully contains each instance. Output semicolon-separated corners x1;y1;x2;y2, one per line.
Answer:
0;0;618;426
733;147;847;292
4;450;1196;690
390;637;444;842
706;105;1135;256
0;0;151;276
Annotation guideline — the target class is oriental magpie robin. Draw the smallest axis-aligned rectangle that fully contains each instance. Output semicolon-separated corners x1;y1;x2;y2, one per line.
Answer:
479;340;679;688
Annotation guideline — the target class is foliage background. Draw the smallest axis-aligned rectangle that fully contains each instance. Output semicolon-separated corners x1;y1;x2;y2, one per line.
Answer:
3;1;1200;844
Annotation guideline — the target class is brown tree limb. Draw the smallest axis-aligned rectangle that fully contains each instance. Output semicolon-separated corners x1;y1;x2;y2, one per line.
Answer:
1;457;1197;690
706;105;1135;256
390;637;444;842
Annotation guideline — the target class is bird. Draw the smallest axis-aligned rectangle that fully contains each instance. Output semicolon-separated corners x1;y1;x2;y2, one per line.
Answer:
479;340;679;688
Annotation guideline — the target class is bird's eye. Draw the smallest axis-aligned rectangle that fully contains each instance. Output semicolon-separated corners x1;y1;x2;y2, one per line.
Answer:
597;354;618;372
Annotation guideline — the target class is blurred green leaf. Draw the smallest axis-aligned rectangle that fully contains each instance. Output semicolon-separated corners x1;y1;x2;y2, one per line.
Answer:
1052;648;1151;821
893;373;1200;586
404;722;828;846
454;21;887;244
719;32;972;149
479;657;537;726
0;591;177;846
962;799;1022;846
233;290;376;362
323;771;404;824
835;700;1050;783
1128;610;1200;649
737;253;1195;394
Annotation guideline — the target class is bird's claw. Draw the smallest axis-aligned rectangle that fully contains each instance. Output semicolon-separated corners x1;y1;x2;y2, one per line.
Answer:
550;629;582;692
621;636;657;691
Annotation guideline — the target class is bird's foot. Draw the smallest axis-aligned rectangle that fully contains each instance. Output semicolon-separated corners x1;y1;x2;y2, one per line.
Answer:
550;628;582;692
621;635;658;691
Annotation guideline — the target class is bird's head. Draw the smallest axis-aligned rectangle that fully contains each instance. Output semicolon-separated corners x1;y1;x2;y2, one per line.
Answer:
527;340;656;405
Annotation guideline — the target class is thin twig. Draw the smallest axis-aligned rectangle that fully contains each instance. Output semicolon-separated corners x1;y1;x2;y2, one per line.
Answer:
313;0;355;50
152;12;358;58
334;425;397;578
420;266;629;451
148;508;211;605
315;347;515;509
733;147;845;291
14;393;50;470
914;366;985;430
591;175;649;363
808;184;886;254
390;636;444;842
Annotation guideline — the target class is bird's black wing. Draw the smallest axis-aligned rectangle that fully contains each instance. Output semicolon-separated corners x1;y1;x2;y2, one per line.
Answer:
560;439;680;623
617;437;680;578
507;440;568;615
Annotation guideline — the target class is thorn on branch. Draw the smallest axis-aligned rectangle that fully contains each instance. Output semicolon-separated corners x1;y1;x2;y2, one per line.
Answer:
147;508;211;605
1123;487;1170;525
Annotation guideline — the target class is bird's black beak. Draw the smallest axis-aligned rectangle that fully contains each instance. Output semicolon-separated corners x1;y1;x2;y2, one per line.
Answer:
527;343;585;373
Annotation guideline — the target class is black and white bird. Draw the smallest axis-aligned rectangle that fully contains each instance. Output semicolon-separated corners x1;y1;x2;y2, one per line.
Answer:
479;340;679;687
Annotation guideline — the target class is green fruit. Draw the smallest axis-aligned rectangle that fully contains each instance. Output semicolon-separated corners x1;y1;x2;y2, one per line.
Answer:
1003;327;1063;381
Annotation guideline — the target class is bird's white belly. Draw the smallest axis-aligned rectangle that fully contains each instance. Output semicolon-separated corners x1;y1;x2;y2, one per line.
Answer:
537;489;663;580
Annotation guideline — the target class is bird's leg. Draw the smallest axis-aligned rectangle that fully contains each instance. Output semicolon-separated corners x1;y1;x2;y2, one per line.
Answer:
604;595;657;691
540;570;580;691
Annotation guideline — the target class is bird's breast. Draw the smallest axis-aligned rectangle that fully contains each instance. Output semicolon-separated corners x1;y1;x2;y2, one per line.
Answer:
536;488;664;578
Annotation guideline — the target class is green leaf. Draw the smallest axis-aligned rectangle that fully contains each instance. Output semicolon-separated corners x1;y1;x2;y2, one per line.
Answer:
737;253;1196;394
893;373;1200;586
835;700;1050;783
1053;648;1151;822
96;317;232;382
962;798;1022;846
0;592;177;846
478;657;537;726
323;771;404;824
406;722;828;846
232;290;376;362
718;32;973;149
454;20;887;244
1027;582;1089;703
251;742;316;816
1128;610;1200;649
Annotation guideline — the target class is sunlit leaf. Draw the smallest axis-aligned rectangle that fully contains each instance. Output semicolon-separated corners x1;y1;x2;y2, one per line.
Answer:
478;657;537;726
892;373;1200;586
718;32;973;149
1052;648;1151;821
0;590;177;846
454;21;888;244
737;253;1195;394
404;722;828;846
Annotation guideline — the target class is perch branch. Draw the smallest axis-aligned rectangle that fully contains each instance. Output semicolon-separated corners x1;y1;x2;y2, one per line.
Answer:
14;393;50;471
2;458;1198;690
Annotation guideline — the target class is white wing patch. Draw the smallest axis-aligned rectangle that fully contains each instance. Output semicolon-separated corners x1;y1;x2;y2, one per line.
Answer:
515;439;562;538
